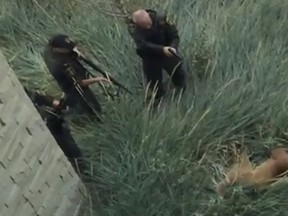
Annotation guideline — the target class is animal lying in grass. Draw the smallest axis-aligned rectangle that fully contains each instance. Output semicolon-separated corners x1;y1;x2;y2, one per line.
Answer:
216;146;288;197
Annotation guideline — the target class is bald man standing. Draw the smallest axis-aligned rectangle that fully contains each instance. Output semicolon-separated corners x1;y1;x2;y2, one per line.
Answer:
128;9;186;102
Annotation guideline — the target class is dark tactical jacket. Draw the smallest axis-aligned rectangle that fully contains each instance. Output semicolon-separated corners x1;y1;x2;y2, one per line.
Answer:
25;88;55;109
24;88;66;132
43;46;90;107
128;9;180;58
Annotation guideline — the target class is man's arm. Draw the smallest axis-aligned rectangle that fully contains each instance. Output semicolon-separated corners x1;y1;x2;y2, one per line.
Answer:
63;63;110;87
127;23;164;55
24;88;57;107
78;77;110;87
163;16;180;49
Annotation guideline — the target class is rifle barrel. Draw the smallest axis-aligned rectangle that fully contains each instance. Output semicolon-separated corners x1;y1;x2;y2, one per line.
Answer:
81;57;132;95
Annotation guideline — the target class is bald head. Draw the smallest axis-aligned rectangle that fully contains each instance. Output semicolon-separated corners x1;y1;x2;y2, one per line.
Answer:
132;9;152;29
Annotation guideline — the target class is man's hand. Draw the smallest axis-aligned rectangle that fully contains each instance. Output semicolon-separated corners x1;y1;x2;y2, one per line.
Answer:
52;98;68;111
52;99;60;108
72;47;85;59
163;46;177;57
93;76;112;84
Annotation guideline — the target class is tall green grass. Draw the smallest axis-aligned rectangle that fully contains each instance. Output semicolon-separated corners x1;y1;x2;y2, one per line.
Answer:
1;0;288;215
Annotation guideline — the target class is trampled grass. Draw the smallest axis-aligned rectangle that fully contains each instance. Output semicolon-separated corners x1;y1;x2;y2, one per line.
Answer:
1;0;288;215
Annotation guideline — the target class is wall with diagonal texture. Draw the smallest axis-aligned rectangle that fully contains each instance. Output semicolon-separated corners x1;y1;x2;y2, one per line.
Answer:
0;50;86;216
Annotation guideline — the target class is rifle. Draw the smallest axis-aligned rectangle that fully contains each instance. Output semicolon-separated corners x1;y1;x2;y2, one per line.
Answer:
65;66;103;122
79;56;132;95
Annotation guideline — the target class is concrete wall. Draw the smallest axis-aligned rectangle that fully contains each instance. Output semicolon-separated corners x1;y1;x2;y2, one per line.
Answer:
0;51;86;216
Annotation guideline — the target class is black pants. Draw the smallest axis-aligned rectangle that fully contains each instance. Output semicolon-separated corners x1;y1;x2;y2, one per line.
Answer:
142;56;186;99
46;117;86;175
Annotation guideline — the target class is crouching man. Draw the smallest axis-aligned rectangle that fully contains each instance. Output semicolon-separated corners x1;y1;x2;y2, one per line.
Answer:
24;87;86;177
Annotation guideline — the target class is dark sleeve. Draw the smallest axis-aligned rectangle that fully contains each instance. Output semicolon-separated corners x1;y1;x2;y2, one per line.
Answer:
33;92;54;107
24;88;54;107
127;23;164;55
163;16;180;49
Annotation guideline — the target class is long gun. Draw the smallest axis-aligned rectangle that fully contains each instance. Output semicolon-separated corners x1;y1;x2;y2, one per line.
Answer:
65;66;103;122
80;56;132;95
72;77;102;122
